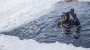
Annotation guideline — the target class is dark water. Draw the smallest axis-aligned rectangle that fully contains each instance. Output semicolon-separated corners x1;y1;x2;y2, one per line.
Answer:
0;2;90;48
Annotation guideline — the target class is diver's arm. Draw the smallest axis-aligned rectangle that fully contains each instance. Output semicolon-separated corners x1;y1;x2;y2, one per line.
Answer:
69;9;81;34
69;9;80;26
71;13;80;26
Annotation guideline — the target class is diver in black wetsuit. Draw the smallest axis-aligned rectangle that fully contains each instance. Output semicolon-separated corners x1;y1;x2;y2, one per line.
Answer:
58;9;81;39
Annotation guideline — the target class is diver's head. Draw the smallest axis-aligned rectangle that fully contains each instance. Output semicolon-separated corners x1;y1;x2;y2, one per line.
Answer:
61;12;69;21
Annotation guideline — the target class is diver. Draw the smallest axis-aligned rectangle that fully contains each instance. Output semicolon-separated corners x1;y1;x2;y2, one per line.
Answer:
58;9;81;39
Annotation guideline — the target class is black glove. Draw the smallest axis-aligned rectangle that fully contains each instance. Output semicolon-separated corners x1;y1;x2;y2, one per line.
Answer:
69;9;74;15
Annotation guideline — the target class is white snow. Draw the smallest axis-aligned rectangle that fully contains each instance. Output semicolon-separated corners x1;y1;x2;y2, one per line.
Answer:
0;34;89;50
78;0;90;2
0;0;62;32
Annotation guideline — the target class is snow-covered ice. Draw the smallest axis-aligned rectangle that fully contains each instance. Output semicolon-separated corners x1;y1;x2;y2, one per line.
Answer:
0;0;61;32
0;34;89;50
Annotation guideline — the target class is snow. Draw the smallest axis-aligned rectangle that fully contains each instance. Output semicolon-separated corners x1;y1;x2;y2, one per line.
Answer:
0;0;62;32
0;34;89;50
78;0;90;2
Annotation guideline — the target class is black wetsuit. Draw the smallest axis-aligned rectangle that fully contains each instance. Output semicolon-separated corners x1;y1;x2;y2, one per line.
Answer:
58;12;81;35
